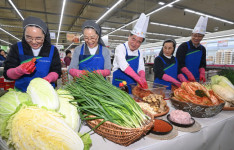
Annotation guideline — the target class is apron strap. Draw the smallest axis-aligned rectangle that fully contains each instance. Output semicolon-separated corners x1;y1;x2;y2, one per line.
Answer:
175;57;178;64
49;45;55;60
17;42;24;55
98;44;102;56
80;44;85;55
159;56;166;64
186;41;190;50
123;43;128;57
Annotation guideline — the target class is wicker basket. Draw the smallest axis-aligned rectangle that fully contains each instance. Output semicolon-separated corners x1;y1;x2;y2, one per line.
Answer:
86;110;154;146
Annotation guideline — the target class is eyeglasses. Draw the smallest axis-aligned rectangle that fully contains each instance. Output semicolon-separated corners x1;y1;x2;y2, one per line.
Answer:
25;35;44;43
84;35;98;41
192;34;204;38
130;37;143;45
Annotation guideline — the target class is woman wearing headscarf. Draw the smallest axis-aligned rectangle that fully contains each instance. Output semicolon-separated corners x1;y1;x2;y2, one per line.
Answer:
3;16;62;92
153;38;186;90
68;20;111;77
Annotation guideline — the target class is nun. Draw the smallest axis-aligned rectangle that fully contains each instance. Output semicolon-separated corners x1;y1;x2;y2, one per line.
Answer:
69;20;111;77
3;16;62;92
153;38;186;90
176;16;208;82
112;13;149;93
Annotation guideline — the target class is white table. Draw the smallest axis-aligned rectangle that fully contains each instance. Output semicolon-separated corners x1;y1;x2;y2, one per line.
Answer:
80;101;234;150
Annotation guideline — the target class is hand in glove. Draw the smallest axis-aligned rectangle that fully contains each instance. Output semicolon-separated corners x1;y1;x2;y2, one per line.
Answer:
124;66;146;89
7;58;36;80
43;72;59;83
177;74;188;82
93;69;110;77
69;69;88;78
138;70;148;89
199;68;206;83
181;67;195;81
162;74;181;87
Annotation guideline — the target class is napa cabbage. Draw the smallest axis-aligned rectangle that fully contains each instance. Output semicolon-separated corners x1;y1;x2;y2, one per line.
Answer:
6;104;84;150
27;78;59;110
57;89;80;132
0;89;30;137
211;75;234;90
211;75;234;103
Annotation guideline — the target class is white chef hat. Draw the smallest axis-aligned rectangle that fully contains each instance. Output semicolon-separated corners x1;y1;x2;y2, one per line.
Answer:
131;13;150;38
192;16;208;35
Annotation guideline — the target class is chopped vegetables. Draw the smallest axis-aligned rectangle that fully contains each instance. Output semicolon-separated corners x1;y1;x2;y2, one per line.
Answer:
65;72;150;128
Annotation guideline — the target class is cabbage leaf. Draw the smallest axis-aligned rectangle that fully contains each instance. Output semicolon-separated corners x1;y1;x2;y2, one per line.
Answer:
27;78;59;110
0;89;30;137
6;104;84;150
58;96;80;132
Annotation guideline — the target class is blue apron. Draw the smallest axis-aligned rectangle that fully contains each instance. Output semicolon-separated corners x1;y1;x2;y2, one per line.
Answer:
79;44;104;71
15;42;55;92
154;56;178;90
112;43;140;94
184;41;202;81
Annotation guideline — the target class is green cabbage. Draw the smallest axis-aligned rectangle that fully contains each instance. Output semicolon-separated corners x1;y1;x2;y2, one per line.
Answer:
27;78;59;110
7;104;84;150
0;89;30;137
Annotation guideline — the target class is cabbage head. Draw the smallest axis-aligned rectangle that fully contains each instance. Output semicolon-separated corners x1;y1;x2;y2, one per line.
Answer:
7;104;84;150
0;89;30;136
57;89;80;132
27;78;59;110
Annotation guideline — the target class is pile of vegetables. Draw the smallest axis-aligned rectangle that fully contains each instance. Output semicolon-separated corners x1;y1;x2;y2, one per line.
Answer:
210;75;234;107
0;78;92;150
65;72;151;129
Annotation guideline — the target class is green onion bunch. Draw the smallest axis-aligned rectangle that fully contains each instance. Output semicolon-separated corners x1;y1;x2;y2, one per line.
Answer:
65;72;150;128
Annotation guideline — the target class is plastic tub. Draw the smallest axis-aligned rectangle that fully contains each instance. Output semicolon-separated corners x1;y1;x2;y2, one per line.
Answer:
130;83;168;100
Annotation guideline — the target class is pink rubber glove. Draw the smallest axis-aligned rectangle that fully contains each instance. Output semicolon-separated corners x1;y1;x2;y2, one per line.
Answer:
138;70;148;89
181;67;195;81
93;69;110;77
7;59;36;80
199;68;206;83
43;72;59;83
162;74;181;87
177;74;188;82
124;66;145;88
69;69;87;78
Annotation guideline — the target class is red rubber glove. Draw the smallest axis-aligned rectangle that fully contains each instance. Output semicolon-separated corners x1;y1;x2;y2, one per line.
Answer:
43;72;59;83
69;69;88;78
199;68;206;83
162;74;181;87
181;67;195;81
7;58;36;80
93;69;110;77
177;74;188;82
124;66;145;89
138;70;148;89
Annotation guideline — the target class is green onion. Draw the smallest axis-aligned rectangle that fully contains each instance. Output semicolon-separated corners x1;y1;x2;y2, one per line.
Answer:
64;72;150;128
